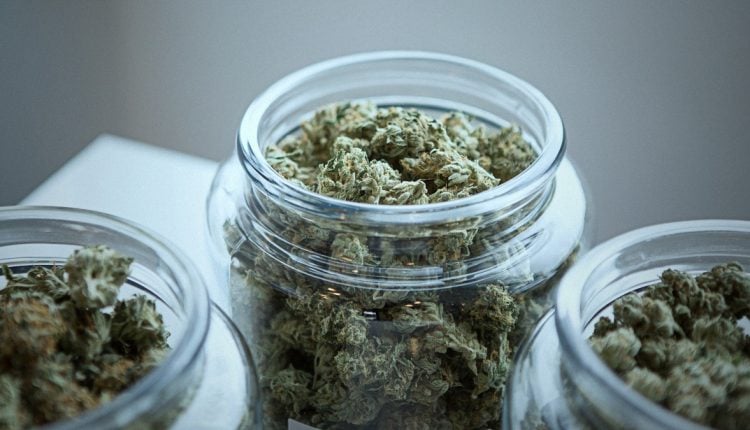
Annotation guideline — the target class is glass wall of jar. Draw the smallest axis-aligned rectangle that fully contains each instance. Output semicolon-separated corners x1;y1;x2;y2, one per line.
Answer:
207;51;589;429
504;220;750;430
0;206;261;430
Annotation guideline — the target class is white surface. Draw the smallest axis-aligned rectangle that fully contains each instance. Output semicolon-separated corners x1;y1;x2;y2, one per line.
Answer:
21;134;228;308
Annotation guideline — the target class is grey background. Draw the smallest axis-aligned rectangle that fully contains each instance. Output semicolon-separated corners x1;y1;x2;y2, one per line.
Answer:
1;1;749;243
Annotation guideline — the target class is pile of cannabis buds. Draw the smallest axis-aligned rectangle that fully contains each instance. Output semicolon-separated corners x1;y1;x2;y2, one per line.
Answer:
267;102;535;204
590;263;750;429
239;101;538;429
0;245;169;429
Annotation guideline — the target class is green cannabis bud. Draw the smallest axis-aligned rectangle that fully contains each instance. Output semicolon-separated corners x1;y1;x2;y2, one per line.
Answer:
269;102;535;203
0;245;170;429
228;101;553;429
589;263;750;429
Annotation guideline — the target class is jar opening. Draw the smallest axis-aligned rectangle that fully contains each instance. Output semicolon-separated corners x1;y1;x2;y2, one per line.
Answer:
237;51;565;226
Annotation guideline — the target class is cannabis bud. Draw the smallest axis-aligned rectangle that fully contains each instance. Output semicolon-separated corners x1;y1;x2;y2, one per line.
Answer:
269;102;535;203
590;263;750;429
0;245;170;429
228;101;554;429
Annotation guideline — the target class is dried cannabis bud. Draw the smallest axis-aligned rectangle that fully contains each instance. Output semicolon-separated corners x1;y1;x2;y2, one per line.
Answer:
226;101;547;429
268;102;535;204
0;245;170;429
590;263;750;429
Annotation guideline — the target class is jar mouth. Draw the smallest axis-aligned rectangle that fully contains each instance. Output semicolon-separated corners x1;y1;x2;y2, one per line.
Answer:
0;206;211;429
555;219;750;429
237;50;565;225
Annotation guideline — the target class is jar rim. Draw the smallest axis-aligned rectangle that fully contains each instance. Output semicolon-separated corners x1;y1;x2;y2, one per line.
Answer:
0;205;211;429
555;219;750;430
237;50;565;225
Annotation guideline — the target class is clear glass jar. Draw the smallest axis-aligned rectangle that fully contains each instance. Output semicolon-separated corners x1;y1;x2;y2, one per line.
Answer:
504;220;750;430
0;206;261;430
207;51;589;429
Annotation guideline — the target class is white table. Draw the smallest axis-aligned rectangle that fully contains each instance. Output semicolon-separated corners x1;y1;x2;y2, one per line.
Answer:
21;134;228;309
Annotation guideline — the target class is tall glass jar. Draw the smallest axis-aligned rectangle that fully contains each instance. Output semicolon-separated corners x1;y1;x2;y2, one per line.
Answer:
207;51;589;429
504;220;750;430
0;206;261;430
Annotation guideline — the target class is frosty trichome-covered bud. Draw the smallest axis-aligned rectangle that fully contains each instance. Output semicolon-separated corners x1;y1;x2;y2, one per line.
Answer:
0;245;170;428
589;263;750;429
268;102;533;204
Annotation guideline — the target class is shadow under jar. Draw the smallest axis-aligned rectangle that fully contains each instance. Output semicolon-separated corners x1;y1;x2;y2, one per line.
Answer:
504;220;750;430
0;206;261;430
207;51;589;430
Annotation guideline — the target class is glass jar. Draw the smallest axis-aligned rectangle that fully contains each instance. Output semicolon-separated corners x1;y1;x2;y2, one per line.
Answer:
0;206;261;430
207;51;589;429
504;220;750;430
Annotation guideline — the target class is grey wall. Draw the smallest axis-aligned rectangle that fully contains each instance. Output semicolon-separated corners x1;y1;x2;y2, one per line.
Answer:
2;1;749;243
1;1;115;205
